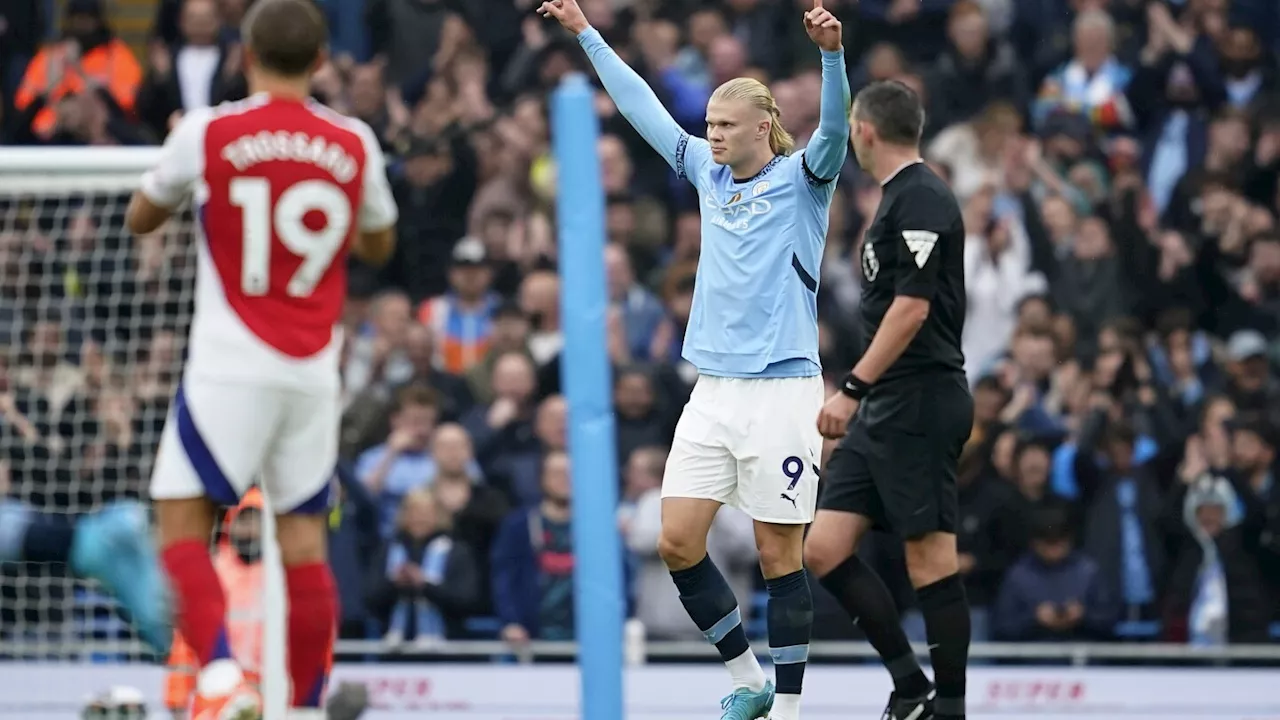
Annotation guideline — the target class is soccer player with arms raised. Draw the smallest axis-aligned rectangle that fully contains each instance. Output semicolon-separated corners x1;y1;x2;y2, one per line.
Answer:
125;0;397;717
539;1;848;718
809;81;972;720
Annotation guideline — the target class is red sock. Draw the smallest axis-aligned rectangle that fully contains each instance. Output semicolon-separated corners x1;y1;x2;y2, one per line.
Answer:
286;562;338;708
161;539;231;666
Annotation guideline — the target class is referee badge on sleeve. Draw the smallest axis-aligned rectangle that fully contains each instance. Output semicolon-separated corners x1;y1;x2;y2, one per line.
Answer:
902;230;938;269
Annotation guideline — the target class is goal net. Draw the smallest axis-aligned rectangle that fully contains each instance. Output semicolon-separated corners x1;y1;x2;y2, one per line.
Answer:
0;148;187;664
0;148;284;688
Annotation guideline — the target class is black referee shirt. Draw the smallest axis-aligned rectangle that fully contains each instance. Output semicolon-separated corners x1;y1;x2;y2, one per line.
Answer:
857;161;966;383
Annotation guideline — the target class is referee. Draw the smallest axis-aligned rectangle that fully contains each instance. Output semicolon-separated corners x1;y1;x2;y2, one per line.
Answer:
808;80;972;720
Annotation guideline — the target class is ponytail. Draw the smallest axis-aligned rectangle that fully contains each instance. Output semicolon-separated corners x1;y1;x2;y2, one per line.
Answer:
767;107;796;156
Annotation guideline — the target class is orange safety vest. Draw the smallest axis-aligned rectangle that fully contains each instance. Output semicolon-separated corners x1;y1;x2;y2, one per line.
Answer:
164;491;266;711
15;38;142;138
163;489;337;710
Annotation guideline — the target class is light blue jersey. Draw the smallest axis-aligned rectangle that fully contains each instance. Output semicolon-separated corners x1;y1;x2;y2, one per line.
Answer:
578;28;849;378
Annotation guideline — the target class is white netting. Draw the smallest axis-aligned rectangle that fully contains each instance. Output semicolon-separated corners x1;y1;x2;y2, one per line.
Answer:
0;149;194;662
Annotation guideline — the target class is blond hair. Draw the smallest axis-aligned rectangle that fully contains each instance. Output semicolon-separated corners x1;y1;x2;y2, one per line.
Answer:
710;78;795;156
397;487;453;534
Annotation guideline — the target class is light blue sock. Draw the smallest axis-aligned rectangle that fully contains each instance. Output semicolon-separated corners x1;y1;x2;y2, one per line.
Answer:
0;499;33;563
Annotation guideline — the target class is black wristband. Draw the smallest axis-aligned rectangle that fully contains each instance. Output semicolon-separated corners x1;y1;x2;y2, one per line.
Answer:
839;372;871;400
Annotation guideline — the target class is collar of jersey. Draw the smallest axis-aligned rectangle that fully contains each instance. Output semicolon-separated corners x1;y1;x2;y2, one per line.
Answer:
880;158;924;186
731;155;784;185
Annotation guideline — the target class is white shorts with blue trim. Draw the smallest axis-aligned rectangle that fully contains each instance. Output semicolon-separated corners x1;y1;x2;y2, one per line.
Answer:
149;377;339;513
661;374;825;524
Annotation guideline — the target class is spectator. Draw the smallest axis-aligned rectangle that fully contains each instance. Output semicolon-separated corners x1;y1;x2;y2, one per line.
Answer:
1033;9;1135;134
385;133;479;301
0;0;43;133
1217;22;1278;112
963;210;1048;379
367;0;465;86
355;383;440;537
165;492;264;711
328;466;381;640
1004;438;1056;549
463;351;541;504
491;450;576;643
342;323;475;455
1128;2;1227;216
1163;472;1272;644
613;366;671;470
416;236;501;375
1051;217;1130;359
604;243;664;361
854;0;952;65
929;102;1023;202
993;502;1119;641
465;302;532;406
367;487;482;644
1068;416;1169;636
672;7;728;91
347;64;393;148
926;1;1028;132
400;324;474;422
344;289;414;401
1225;417;1280;619
519;270;563;371
954;442;1019;640
136;0;239;140
1220;330;1280;428
431;424;508;611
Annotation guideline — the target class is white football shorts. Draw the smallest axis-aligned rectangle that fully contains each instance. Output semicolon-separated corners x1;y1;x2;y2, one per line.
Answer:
150;377;339;513
662;374;825;524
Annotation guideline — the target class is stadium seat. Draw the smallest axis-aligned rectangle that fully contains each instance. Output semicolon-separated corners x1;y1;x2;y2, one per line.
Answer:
1270;622;1280;640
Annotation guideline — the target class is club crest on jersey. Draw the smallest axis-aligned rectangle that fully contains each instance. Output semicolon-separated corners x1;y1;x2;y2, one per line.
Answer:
752;181;770;196
861;241;879;282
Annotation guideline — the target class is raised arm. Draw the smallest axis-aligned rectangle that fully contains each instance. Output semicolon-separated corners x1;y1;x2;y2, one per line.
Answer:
801;0;849;181
576;29;686;164
540;0;688;171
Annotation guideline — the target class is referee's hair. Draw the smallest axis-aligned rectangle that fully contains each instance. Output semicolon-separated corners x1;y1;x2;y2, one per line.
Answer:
853;80;926;147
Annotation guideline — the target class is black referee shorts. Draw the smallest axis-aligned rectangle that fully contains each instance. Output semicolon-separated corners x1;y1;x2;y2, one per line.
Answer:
818;371;973;539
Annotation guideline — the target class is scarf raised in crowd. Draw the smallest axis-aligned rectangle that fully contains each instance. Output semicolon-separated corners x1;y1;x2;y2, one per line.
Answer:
385;535;453;641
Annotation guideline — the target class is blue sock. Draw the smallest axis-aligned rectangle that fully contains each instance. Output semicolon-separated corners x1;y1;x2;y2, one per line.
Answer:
670;555;753;663
0;500;32;563
0;500;75;564
766;569;812;698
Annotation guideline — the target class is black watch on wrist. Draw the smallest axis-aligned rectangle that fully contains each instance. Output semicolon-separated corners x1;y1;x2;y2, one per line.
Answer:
839;372;871;401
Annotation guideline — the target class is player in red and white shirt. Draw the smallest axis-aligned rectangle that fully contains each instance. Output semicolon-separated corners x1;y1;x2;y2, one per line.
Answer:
125;0;396;717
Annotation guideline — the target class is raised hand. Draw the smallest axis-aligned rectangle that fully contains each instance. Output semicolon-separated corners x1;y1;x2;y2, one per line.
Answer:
537;0;589;35
804;0;843;52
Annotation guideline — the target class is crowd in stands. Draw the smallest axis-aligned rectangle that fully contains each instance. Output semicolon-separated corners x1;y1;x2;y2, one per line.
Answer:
1;0;1279;655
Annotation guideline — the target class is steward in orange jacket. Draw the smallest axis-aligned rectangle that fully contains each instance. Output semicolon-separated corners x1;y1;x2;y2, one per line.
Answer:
15;0;142;140
164;490;266;714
